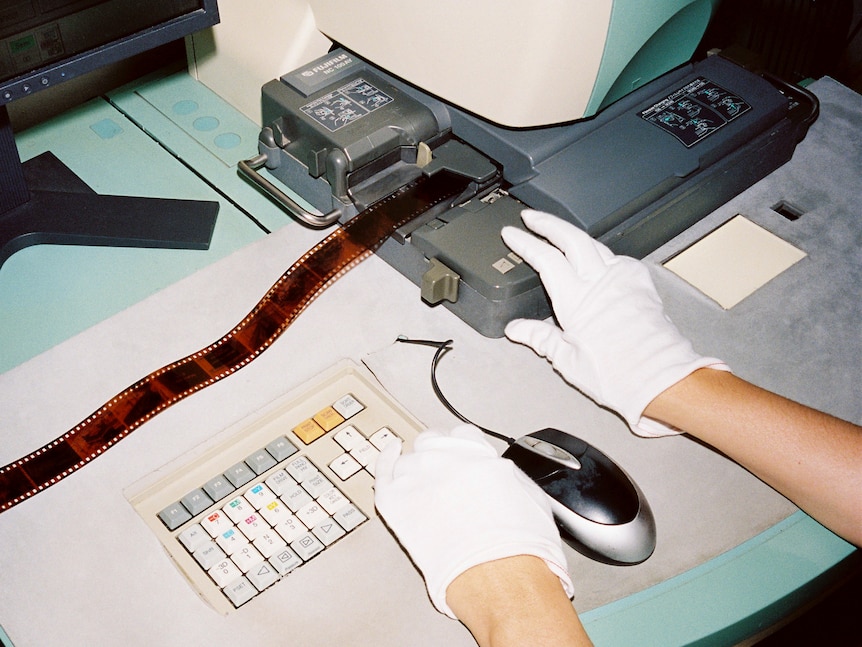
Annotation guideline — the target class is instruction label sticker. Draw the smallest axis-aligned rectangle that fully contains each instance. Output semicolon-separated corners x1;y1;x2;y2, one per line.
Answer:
640;77;751;147
301;78;393;132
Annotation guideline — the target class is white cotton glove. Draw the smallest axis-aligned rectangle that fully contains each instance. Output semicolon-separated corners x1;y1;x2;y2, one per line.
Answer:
502;209;729;437
374;425;573;619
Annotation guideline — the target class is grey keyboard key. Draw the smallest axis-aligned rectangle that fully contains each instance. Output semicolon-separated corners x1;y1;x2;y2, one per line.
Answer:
223;576;257;608
266;436;298;461
245;449;277;475
158;502;192;530
181;488;214;515
224;461;255;488
312;520;346;546
247;561;280;592
203;474;235;502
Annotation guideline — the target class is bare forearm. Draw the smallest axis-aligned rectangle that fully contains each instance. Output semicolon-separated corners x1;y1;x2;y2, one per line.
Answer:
447;556;592;647
645;369;862;546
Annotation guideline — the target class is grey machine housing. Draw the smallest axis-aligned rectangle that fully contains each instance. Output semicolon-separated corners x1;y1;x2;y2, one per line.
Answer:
249;48;817;337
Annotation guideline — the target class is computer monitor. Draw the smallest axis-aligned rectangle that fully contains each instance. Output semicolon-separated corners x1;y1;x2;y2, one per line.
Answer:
0;0;221;270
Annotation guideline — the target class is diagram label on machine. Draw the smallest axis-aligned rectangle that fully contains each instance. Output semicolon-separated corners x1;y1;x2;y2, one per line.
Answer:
301;78;394;132
640;77;751;147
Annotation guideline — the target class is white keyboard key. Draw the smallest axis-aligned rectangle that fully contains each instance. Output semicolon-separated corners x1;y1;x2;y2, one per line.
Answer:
329;453;362;480
269;547;302;576
318;487;350;515
290;533;324;561
237;512;269;541
200;509;233;537
369;426;400;450
244;483;276;509
209;558;243;587
259;498;291;526
275;515;307;543
285;456;317;483
301;472;333;498
333;425;365;451
253;531;287;559
296;501;328;528
178;523;210;552
280;482;313;512
223;495;253;524
216;527;249;555
264;469;296;496
351;439;379;467
333;504;366;532
247;561;280;592
193;542;226;570
223;576;257;608
231;544;264;573
332;393;364;419
312;519;346;546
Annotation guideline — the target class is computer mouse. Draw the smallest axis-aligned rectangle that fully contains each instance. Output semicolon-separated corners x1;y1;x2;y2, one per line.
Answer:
502;428;656;565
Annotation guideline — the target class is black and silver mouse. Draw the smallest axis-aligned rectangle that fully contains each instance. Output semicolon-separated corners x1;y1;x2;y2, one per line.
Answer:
503;428;656;565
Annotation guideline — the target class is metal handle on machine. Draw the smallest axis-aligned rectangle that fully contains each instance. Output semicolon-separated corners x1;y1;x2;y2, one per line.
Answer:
237;153;343;228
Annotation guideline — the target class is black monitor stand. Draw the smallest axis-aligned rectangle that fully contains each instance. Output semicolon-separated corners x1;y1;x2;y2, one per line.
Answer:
0;105;219;270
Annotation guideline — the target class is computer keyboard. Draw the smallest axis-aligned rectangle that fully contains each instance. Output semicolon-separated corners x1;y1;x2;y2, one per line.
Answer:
128;360;423;614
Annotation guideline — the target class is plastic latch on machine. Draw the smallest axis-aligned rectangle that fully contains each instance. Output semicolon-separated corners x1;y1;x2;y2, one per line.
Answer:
421;257;460;304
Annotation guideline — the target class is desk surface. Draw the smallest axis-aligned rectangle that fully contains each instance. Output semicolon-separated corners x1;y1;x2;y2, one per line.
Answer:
0;75;858;646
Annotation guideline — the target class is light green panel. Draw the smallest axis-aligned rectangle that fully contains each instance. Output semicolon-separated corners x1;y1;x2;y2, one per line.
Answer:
581;512;857;646
0;96;264;373
109;72;316;234
585;0;717;116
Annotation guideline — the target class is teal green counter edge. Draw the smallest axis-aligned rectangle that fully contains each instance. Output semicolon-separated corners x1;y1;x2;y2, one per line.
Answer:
580;511;858;646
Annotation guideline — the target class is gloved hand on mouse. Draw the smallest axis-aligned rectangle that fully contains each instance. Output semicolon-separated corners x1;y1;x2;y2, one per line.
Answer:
374;425;574;619
501;209;730;437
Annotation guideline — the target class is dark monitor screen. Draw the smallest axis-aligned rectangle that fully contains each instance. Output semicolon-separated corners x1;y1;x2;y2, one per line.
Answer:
0;0;221;269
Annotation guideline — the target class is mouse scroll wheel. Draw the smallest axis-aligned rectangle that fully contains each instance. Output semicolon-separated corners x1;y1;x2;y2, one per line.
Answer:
524;438;582;470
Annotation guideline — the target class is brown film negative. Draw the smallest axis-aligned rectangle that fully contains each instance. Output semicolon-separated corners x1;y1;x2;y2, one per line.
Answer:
0;171;471;513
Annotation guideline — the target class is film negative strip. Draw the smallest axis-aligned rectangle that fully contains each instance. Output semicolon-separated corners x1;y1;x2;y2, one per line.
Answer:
0;170;471;513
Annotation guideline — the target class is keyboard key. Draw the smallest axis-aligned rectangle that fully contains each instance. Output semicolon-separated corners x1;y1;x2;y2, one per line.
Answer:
333;425;364;451
237;513;269;541
265;436;297;461
181;488;214;516
351;439;379;467
290;533;324;561
329;453;362;480
269;547;302;576
231;544;264;573
285;456;317;483
333;504;366;532
293;418;325;444
301;472;333;498
245;483;276;509
216;528;249;555
313;406;344;432
259;499;291;526
333;393;364;419
275;515;307;543
223;576;257;608
247;561;280;592
158;502;192;530
312;520;346;546
318;488;350;515
210;558;243;587
224;461;256;488
264;469;296;496
178;523;210;552
296;501;328;528
194;542;226;570
369;426;400;450
280;482;313;512
245;449;277;475
200;509;233;537
223;495;253;523
203;474;235;502
253;531;287;559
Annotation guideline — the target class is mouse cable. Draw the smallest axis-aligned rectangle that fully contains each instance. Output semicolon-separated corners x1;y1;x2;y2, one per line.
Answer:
395;336;515;445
